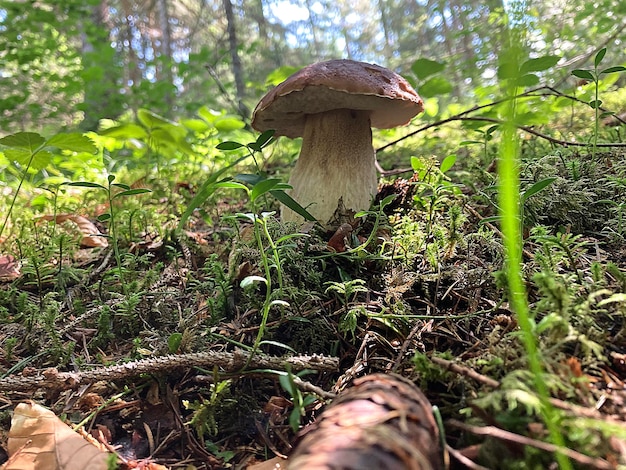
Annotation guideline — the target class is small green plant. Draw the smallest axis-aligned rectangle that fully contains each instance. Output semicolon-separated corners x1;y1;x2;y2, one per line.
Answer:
572;48;626;157
460;125;499;163
497;3;570;466
183;377;233;439
0;132;97;241
66;175;151;296
325;278;368;339
411;154;461;238
278;368;318;432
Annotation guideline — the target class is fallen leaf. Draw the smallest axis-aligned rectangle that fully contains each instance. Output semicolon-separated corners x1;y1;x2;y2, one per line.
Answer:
327;223;353;252
0;255;20;281
38;214;108;248
4;401;111;470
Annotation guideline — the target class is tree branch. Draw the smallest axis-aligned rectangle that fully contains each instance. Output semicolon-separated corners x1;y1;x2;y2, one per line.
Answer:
376;85;626;156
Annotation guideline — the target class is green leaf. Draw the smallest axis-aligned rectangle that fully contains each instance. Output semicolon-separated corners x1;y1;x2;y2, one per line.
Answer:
594;47;607;67
251;178;282;202
137;108;178;129
198;106;221;123
411;58;445;80
278;373;295;395
7;148;53;171
520;55;560;74
113;188;152;199
167;333;183;353
600;66;626;74
265;65;301;86
215;181;249;191
522;177;556;202
4;148;31;165
150;128;177;146
589;99;603;109
66;181;107;190
47;133;97;154
97;213;111;222
379;194;397;211
214;116;246;132
0;132;45;151
515;74;539;87
418;76;453;97
440;154;456;173
181;118;210;132
111;182;131;190
270;190;317;221
235;173;262;185
216;141;245;150
100;124;148;139
410;156;425;172
497;61;518;79
248;130;276;151
572;69;594;81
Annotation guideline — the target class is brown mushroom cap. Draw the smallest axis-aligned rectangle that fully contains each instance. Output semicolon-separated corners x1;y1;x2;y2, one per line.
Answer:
252;59;424;138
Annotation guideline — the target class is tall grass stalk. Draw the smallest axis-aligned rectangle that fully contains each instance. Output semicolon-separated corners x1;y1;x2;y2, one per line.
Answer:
499;3;571;468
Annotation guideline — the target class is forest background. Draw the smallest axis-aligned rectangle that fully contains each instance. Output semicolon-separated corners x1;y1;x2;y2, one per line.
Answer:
0;1;626;467
1;0;624;136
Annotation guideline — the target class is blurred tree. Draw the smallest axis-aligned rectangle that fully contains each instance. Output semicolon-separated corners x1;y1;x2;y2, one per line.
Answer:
0;0;624;133
79;0;125;131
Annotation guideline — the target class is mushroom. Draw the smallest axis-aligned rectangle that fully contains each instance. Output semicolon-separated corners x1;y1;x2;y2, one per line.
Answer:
251;59;424;228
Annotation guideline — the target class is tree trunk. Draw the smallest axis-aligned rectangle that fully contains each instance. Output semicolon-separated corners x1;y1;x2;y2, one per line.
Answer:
377;0;393;62
304;0;322;58
79;0;123;131
223;0;249;119
156;0;174;115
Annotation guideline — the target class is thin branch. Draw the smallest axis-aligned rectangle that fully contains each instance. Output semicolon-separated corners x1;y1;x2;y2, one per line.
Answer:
448;419;614;470
461;116;626;148
429;355;500;388
376;85;626;155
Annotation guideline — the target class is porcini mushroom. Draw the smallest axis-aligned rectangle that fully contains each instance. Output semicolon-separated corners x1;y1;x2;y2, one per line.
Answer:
251;59;424;228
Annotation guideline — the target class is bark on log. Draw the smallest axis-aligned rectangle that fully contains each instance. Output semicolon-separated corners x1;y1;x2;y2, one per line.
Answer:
287;373;443;470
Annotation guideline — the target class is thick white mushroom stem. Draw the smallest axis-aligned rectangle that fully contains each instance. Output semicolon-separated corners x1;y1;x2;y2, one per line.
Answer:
281;108;378;228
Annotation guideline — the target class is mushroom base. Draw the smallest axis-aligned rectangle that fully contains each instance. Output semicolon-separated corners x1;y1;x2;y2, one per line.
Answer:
281;108;378;228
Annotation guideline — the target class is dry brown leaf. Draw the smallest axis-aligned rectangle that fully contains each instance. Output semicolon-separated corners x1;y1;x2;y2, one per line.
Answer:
4;401;110;470
0;255;21;281
327;223;353;252
38;214;108;248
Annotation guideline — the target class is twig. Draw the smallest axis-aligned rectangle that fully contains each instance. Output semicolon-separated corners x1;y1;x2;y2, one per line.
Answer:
0;349;339;392
445;444;490;470
460;116;626;147
429;355;500;388
291;375;337;400
376;85;626;154
448;419;614;470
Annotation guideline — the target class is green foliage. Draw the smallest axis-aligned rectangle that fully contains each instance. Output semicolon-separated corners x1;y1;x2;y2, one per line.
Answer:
183;378;233;439
0;131;97;240
278;368;318;432
67;175;151;297
572;48;626;157
496;6;571;466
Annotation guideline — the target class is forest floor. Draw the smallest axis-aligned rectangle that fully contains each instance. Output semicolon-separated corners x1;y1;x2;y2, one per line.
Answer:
0;148;626;469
